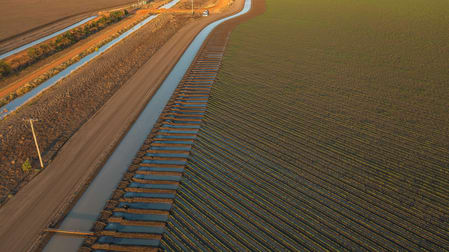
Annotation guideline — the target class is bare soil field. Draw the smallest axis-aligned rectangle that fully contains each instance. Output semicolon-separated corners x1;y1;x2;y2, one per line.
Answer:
161;0;449;250
0;0;137;52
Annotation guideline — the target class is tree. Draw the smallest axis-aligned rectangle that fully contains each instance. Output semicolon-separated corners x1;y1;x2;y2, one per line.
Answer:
0;60;11;77
27;47;40;60
39;44;50;56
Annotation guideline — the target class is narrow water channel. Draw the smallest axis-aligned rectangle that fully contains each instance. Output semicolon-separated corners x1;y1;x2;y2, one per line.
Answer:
0;0;180;119
0;16;97;60
43;0;252;250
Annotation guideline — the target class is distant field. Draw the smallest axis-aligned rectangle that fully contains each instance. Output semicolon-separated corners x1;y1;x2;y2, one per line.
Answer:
162;0;449;249
223;0;449;149
0;0;136;41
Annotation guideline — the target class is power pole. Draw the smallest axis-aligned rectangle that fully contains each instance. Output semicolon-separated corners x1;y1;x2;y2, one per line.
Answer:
27;119;44;169
191;0;194;15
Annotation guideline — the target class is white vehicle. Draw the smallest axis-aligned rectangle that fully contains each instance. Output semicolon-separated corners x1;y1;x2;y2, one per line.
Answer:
202;10;209;16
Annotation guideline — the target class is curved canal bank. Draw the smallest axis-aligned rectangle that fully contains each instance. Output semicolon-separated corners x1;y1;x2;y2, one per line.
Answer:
44;0;252;251
0;1;244;251
0;0;249;251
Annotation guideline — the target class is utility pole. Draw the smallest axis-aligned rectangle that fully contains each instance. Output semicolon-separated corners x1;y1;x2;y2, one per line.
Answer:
191;0;194;15
27;119;44;169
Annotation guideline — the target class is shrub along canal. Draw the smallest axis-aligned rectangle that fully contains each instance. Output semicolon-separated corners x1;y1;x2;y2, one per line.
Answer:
0;0;180;119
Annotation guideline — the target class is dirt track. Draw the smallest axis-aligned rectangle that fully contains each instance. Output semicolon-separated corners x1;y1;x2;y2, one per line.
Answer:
0;0;244;251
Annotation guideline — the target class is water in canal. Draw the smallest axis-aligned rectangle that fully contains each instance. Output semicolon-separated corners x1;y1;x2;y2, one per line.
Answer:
44;0;252;250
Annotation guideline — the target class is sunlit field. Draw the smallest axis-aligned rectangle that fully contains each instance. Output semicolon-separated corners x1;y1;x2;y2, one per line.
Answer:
162;0;449;249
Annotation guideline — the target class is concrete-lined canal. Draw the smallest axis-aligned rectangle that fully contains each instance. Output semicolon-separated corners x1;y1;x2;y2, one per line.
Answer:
0;16;97;60
0;0;180;119
43;0;251;250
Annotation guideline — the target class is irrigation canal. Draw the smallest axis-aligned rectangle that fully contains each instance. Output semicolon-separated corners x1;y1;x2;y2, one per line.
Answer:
44;0;251;250
0;16;97;60
0;0;180;119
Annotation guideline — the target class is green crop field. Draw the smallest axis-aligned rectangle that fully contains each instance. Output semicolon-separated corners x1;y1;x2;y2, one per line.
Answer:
162;0;449;250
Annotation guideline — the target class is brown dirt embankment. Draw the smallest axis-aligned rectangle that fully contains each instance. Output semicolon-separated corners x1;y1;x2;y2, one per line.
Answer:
0;0;217;204
0;11;186;205
86;2;266;249
0;12;138;101
0;0;173;98
0;0;243;251
137;0;232;14
0;11;188;252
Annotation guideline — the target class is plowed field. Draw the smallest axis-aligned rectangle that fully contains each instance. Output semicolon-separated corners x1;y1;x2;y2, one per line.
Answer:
161;0;449;250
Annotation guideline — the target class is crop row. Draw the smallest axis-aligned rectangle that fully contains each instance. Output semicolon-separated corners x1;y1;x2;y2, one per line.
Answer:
205;91;449;231
199;120;448;249
209;83;449;204
219;70;449;162
159;69;449;250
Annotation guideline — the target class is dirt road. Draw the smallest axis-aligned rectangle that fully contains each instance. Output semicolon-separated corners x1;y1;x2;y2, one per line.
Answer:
0;0;173;97
0;0;245;251
0;14;142;98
